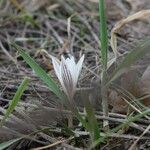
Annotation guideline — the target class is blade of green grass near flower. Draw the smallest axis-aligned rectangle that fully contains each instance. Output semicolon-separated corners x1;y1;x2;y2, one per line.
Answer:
99;0;109;130
99;0;108;69
0;138;22;150
0;77;29;127
106;38;150;85
71;107;93;132
83;98;100;143
13;44;67;102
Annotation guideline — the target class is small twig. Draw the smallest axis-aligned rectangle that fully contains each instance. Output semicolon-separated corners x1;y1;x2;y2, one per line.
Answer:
129;124;150;150
95;111;150;125
79;16;101;46
45;21;64;45
62;143;82;150
31;137;74;150
74;130;149;140
0;41;17;64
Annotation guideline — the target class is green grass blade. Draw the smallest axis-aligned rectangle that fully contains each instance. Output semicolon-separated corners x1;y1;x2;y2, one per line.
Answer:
84;99;101;142
0;138;22;150
99;0;109;130
107;38;150;85
74;109;90;129
0;77;29;127
99;0;108;69
73;107;100;145
13;44;67;102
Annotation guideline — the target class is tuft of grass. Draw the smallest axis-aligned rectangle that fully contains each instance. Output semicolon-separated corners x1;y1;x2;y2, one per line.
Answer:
13;44;101;146
82;95;101;143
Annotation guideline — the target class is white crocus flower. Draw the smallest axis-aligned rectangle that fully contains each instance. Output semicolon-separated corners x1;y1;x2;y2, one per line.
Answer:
51;55;84;100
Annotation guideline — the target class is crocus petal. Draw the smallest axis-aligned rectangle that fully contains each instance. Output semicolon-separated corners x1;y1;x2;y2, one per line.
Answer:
69;56;76;66
74;55;85;84
76;55;84;72
61;56;76;79
61;57;74;99
66;56;76;81
61;55;66;62
50;55;62;83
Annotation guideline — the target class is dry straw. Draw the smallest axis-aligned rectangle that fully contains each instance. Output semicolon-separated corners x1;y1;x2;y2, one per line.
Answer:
111;9;150;57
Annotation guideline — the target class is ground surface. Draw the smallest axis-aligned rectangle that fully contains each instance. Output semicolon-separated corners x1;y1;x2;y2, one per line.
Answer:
0;0;150;149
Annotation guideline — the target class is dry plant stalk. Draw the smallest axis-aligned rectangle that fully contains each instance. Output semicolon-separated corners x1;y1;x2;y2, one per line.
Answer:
111;9;150;56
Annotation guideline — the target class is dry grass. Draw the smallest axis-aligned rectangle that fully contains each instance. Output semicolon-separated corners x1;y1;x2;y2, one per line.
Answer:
0;0;150;149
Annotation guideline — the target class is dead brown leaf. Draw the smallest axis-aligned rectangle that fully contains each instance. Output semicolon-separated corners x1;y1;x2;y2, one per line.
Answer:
109;66;150;114
111;9;150;56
